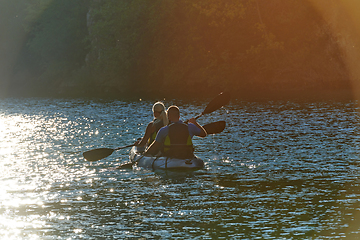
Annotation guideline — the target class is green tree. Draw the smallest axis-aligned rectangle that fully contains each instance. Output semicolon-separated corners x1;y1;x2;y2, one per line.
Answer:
12;0;90;96
9;0;350;99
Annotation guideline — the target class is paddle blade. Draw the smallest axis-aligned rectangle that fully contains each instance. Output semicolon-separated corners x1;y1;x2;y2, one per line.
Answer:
83;148;115;161
203;121;226;134
202;92;231;115
116;162;134;169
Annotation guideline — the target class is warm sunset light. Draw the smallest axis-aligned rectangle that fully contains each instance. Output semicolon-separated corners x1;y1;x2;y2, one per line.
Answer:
1;1;360;239
1;0;359;100
308;0;360;101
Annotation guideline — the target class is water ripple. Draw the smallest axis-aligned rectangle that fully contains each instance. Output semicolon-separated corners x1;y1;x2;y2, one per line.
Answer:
0;98;359;239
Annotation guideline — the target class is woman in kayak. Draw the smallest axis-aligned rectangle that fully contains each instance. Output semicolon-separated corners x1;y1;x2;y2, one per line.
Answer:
136;101;169;151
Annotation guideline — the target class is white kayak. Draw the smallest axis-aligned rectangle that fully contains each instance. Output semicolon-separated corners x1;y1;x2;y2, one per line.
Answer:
129;146;204;171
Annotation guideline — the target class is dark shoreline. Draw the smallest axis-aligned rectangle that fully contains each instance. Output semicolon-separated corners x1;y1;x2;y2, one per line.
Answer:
0;88;355;103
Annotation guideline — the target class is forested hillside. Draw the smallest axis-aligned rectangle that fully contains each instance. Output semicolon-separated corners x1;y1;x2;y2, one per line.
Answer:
0;0;355;100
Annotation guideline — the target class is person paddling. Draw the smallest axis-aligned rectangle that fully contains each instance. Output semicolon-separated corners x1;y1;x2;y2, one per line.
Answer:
136;102;169;151
144;105;207;158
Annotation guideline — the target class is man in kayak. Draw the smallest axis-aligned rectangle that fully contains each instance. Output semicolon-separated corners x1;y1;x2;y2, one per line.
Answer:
144;105;207;158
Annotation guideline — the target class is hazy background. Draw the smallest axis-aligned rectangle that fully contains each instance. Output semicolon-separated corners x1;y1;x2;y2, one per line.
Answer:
1;0;359;101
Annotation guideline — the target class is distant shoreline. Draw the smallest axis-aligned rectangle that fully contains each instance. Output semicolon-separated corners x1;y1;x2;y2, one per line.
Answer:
0;88;355;103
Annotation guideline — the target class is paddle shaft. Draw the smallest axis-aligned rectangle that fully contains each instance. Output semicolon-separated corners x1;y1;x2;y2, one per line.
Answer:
115;144;136;150
117;155;147;169
193;92;230;120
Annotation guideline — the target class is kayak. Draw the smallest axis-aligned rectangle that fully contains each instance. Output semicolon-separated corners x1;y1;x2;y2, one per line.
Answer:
129;146;204;171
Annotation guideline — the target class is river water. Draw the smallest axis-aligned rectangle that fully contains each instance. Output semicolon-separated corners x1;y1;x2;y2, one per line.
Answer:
0;98;359;239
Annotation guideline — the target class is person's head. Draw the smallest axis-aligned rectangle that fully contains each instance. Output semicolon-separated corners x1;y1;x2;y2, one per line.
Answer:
152;102;168;125
167;105;180;123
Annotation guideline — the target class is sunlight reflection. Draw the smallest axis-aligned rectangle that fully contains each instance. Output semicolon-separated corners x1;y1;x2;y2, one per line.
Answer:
0;97;358;238
0;214;45;239
0;109;95;239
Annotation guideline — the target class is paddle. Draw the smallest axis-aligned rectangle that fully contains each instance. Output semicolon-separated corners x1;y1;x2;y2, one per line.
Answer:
194;91;231;119
203;121;226;134
83;143;135;161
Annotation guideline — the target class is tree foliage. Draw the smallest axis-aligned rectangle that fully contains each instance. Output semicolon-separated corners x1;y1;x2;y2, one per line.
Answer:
10;0;90;96
7;0;351;99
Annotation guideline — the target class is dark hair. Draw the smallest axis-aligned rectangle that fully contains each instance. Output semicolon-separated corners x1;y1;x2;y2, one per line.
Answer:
167;105;180;118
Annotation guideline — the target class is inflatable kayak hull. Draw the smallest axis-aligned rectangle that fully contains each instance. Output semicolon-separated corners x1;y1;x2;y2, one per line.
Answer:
129;146;204;171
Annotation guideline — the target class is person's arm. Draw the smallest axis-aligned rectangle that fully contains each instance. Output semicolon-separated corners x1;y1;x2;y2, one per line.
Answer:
144;140;161;156
188;118;207;137
136;122;155;147
144;126;167;155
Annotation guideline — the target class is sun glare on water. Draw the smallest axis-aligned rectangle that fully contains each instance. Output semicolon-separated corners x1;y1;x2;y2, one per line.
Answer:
0;111;92;239
0;114;46;239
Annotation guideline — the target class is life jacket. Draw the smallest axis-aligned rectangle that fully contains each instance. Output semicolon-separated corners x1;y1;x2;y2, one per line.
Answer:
162;121;194;159
148;119;164;145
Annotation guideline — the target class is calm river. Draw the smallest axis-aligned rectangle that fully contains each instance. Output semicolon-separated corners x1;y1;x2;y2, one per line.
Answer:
0;98;359;239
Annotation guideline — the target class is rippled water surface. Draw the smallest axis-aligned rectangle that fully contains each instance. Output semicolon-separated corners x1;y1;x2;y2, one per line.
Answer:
0;98;360;239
